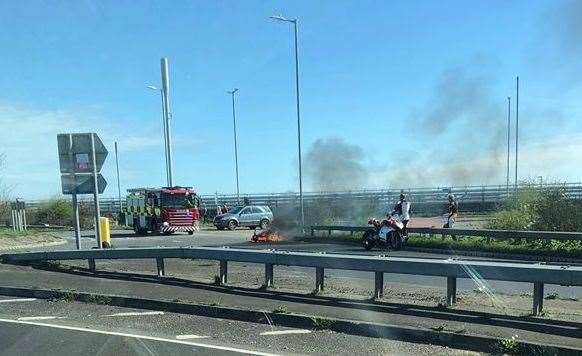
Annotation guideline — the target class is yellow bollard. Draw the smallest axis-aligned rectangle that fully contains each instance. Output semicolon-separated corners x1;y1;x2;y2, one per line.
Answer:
99;217;111;248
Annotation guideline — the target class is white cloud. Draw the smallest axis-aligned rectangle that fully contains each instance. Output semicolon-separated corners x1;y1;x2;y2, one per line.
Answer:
0;102;168;198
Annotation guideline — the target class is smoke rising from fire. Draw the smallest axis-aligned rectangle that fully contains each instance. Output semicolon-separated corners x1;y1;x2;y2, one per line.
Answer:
304;1;582;191
304;138;369;191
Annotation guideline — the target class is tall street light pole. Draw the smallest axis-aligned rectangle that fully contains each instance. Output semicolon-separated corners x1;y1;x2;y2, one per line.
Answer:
147;84;170;186
115;141;122;213
506;96;511;195
514;76;519;191
270;14;305;232
160;58;174;187
227;88;240;205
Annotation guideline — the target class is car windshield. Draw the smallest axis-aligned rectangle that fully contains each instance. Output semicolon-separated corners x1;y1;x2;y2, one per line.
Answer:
227;206;243;214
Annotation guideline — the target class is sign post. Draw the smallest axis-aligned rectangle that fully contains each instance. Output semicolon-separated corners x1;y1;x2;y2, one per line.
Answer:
90;133;102;248
58;133;108;249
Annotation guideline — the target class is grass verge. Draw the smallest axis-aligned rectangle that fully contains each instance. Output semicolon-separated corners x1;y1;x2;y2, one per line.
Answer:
312;232;582;259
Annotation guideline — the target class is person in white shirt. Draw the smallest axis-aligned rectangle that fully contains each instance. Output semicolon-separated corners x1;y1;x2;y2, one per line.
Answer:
392;193;411;237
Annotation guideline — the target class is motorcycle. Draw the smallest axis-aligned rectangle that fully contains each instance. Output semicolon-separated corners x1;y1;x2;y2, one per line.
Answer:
362;216;404;251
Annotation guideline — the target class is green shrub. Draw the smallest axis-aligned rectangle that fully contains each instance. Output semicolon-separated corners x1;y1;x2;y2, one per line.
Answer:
32;197;73;226
487;183;582;233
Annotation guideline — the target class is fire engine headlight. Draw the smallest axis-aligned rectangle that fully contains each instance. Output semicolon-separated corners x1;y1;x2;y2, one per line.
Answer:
163;222;169;227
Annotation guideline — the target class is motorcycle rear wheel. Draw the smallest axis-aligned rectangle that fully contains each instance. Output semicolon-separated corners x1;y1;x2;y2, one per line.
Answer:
389;231;403;250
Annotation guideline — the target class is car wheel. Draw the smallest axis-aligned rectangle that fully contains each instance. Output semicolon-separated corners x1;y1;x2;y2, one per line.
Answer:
259;219;270;230
227;220;237;230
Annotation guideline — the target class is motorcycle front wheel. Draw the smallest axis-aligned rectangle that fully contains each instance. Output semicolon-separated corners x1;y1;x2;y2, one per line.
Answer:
362;230;377;251
363;238;375;250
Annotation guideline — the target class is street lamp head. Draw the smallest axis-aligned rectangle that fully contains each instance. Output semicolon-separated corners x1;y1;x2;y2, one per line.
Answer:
270;14;296;23
227;88;239;95
146;85;159;91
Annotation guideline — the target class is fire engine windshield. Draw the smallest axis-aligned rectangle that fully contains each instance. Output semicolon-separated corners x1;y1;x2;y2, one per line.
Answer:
160;193;190;208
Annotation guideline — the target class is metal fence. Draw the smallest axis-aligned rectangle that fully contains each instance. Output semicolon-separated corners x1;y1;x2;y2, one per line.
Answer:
310;225;582;241
2;246;581;316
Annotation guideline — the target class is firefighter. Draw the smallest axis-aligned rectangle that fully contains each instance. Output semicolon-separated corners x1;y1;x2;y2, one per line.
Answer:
392;193;411;237
445;194;459;228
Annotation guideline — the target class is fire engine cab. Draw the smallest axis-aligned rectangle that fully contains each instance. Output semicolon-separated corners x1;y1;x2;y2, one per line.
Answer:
122;186;201;235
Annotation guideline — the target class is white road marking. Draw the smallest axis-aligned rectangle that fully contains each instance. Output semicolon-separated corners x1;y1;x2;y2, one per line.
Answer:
0;298;37;303
260;329;312;336
0;318;279;356
175;334;210;340
104;311;164;317
17;316;62;321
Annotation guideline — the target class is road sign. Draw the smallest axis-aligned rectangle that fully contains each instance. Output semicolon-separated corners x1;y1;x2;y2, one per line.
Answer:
57;132;108;250
61;174;107;194
57;133;108;174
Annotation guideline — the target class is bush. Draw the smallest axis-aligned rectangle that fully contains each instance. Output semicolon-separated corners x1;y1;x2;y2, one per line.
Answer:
487;183;582;232
32;197;73;226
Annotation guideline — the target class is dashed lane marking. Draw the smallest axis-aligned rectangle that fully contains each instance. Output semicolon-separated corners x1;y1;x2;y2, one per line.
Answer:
0;298;37;303
0;318;280;356
175;334;210;340
260;329;312;336
104;311;164;317
17;316;63;321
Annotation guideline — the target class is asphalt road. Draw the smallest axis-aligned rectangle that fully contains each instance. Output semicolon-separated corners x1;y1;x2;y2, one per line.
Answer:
0;296;474;356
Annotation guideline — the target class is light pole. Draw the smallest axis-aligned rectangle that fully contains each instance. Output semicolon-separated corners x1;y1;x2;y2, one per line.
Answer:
506;96;511;195
227;88;240;205
115;141;122;213
270;14;305;232
514;76;519;191
147;84;170;186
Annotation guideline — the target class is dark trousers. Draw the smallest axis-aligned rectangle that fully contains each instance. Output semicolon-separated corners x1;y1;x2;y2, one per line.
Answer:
402;220;409;236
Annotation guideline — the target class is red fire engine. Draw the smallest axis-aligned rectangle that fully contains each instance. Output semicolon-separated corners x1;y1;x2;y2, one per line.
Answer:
122;186;201;235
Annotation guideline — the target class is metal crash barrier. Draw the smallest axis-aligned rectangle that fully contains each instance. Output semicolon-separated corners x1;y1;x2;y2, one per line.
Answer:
309;225;582;241
2;246;581;316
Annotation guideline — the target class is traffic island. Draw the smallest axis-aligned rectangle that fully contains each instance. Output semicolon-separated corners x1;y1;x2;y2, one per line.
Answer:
0;228;65;251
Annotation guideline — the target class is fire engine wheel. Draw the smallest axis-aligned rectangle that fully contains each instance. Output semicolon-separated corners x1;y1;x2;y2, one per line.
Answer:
188;231;194;235
135;228;148;236
259;219;270;230
227;220;238;230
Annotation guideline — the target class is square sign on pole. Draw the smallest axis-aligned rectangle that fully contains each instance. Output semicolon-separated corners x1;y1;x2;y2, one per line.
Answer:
57;133;108;249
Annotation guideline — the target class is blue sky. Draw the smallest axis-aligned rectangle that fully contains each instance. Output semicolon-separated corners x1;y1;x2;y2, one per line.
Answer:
1;0;581;199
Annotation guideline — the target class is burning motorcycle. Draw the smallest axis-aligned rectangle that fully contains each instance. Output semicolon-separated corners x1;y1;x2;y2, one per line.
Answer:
362;216;404;251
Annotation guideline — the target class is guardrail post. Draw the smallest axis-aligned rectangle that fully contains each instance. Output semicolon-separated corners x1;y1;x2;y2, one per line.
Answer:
88;259;96;273
446;276;457;306
219;260;228;284
374;272;384;298
533;282;544;316
328;229;331;236
264;263;274;288
310;228;314;237
315;267;325;292
156;258;165;277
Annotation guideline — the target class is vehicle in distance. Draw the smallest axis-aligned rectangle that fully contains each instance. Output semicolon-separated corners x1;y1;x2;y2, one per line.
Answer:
214;205;273;230
122;186;201;235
